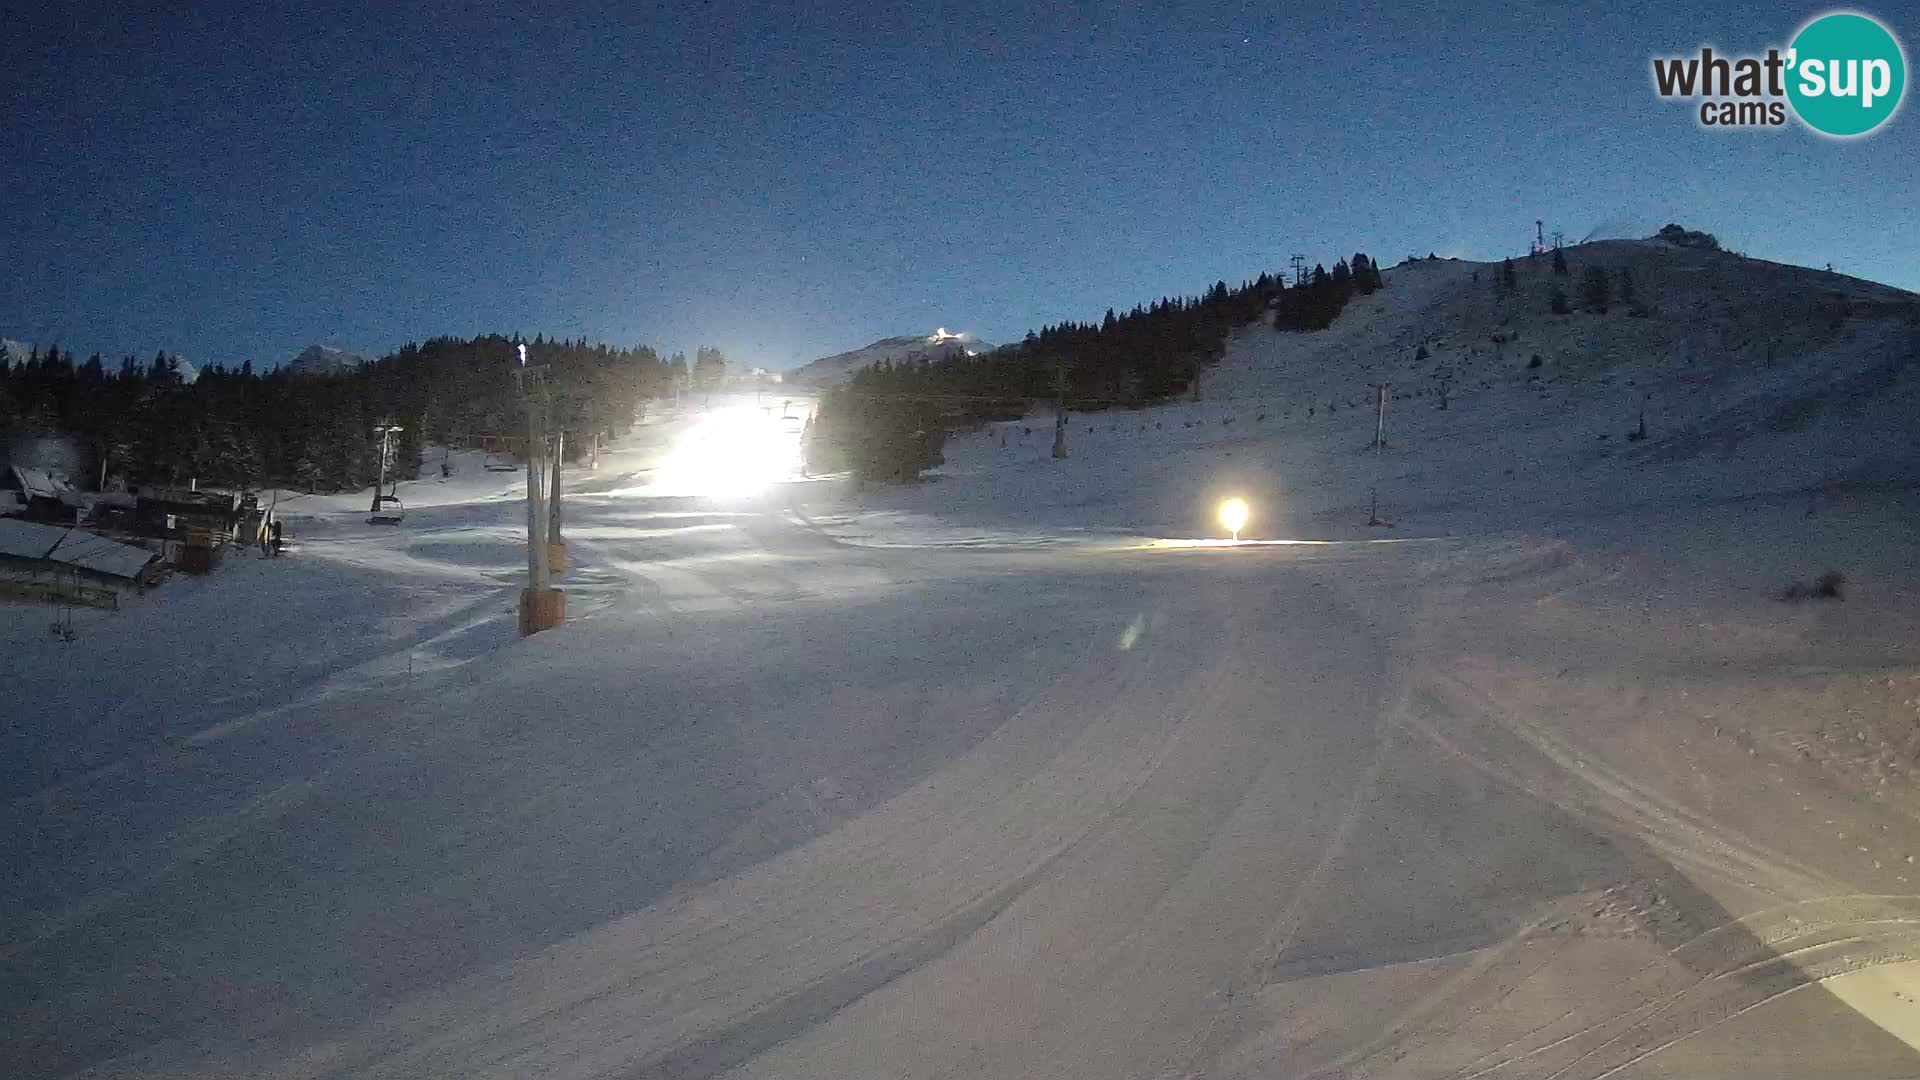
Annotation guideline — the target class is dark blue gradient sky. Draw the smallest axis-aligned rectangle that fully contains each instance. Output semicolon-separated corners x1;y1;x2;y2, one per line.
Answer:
2;1;1914;368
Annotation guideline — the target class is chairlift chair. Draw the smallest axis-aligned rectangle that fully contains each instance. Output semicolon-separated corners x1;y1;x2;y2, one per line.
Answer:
368;493;406;525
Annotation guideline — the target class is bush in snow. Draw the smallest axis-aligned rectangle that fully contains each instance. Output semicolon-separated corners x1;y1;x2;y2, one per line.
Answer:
1581;266;1611;313
1549;287;1570;315
1656;223;1720;250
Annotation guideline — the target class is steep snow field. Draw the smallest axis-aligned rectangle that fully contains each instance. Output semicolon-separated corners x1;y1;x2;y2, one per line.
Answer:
5;245;1920;1079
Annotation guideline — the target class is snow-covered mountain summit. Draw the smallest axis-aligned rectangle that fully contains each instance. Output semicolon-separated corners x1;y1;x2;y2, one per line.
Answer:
788;328;992;387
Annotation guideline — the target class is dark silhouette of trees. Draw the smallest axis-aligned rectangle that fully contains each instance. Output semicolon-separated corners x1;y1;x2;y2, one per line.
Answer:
807;385;946;483
1;336;670;494
693;346;728;391
1351;253;1384;294
1656;223;1719;250
810;252;1385;479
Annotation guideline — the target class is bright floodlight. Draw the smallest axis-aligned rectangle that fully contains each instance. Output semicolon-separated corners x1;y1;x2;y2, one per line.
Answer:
656;406;801;496
1219;497;1249;541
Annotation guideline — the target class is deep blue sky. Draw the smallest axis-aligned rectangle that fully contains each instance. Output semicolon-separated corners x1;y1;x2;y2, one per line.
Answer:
3;0;1915;369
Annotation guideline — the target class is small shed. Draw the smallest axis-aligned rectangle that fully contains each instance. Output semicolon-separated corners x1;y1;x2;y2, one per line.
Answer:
132;485;243;540
0;518;162;607
3;466;85;524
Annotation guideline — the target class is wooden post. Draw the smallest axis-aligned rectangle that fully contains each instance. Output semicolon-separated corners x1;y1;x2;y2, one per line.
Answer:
1051;367;1069;459
527;420;547;593
548;431;563;541
547;430;566;575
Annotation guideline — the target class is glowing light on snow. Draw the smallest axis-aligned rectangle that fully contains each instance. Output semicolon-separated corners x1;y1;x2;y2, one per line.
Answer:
1218;498;1249;541
656;407;801;496
1120;537;1441;550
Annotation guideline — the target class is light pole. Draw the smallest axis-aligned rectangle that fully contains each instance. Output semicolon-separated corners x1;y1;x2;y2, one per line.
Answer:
547;429;565;574
516;343;563;634
371;420;403;514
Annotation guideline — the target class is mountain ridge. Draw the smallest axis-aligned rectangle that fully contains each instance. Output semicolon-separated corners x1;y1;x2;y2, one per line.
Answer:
789;328;992;387
286;344;371;375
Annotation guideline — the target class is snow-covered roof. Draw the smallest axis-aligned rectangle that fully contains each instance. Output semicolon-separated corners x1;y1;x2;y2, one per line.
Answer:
9;465;73;500
0;518;156;580
0;518;68;559
46;529;157;579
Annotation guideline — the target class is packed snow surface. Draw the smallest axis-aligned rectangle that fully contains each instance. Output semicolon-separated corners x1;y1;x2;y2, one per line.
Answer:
5;244;1920;1078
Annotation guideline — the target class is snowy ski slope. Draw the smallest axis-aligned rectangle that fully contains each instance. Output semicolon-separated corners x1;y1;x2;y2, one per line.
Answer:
5;247;1920;1078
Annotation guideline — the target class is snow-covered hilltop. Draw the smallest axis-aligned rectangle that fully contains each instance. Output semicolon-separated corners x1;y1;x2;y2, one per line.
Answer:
285;344;370;375
788;328;992;387
1206;236;1917;438
828;230;1919;545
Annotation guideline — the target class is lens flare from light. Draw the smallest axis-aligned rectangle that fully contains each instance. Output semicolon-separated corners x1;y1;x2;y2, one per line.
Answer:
656;407;801;496
1219;497;1250;540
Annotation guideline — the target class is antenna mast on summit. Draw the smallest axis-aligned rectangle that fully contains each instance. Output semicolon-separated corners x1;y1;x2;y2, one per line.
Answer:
1290;253;1307;286
1533;220;1545;257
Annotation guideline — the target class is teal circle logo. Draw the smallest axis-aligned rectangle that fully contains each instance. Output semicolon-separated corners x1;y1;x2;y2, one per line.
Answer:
1787;12;1906;136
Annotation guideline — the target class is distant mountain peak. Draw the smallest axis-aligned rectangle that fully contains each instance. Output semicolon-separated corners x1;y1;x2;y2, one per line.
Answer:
789;329;993;386
286;344;369;375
